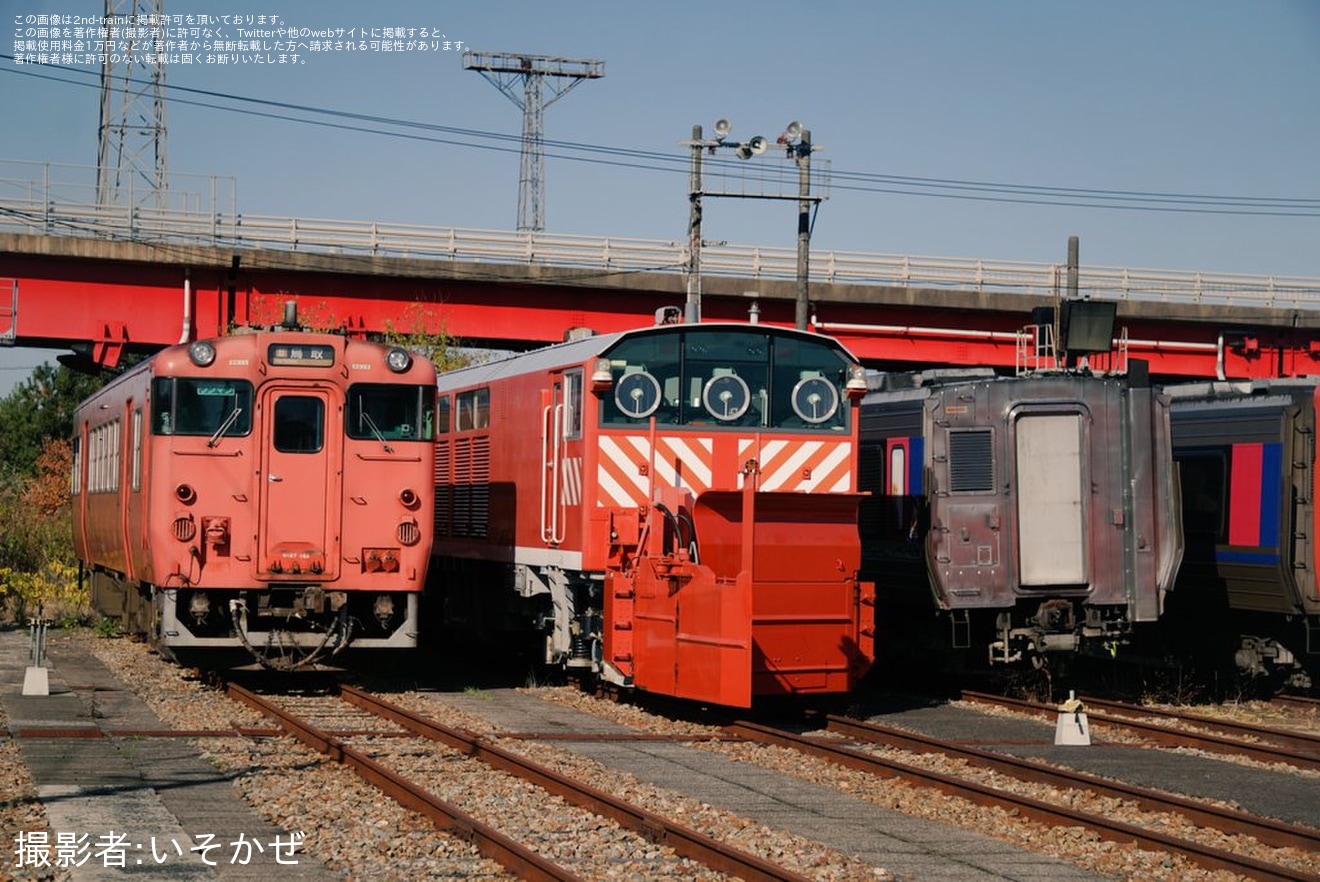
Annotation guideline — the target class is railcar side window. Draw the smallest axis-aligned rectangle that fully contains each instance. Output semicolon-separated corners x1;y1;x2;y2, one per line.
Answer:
152;378;253;437
347;384;436;442
273;396;324;453
455;388;490;431
71;434;81;496
131;407;143;491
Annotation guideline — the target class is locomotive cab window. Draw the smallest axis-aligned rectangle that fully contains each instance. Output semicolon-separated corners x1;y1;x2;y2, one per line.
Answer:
598;328;851;431
153;378;253;437
347;384;436;442
273;396;324;453
563;370;584;439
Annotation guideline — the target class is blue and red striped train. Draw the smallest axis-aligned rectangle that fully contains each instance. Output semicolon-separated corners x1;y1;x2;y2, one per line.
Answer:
1162;379;1320;690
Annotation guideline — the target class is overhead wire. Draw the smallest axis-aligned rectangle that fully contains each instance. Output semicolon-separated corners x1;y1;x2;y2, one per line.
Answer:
3;53;1320;218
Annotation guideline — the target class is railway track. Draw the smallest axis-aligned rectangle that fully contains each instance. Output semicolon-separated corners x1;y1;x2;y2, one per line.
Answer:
728;718;1320;882
224;680;812;882
1275;693;1320;713
960;690;1320;771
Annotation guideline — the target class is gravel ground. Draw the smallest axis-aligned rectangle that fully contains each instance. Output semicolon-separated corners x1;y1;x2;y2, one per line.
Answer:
0;700;60;882
505;686;1320;882
3;630;1317;881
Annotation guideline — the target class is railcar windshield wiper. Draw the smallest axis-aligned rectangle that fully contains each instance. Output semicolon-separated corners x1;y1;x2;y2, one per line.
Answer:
360;411;394;453
207;406;243;448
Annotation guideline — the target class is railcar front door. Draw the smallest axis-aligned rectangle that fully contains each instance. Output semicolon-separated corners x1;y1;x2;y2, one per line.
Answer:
258;386;342;580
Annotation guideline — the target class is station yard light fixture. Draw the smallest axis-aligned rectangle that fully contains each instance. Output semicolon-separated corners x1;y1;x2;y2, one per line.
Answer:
684;118;820;329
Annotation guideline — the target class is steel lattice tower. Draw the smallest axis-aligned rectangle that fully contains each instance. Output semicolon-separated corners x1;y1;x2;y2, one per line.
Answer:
464;51;603;232
97;0;167;209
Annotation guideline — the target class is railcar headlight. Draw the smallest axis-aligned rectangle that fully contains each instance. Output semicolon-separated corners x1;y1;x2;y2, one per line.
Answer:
188;341;217;367
385;347;412;372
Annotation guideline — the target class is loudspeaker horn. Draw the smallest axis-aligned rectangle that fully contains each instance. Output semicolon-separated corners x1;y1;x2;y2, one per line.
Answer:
713;118;732;138
783;120;802;141
747;135;768;156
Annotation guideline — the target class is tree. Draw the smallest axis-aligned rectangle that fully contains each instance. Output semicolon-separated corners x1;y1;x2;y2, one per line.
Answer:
0;362;107;480
0;361;114;624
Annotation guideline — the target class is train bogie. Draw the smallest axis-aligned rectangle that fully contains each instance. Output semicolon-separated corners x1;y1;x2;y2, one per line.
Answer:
73;310;436;670
432;320;875;707
859;368;1182;671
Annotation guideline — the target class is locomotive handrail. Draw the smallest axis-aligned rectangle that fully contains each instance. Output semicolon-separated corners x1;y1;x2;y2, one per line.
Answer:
549;403;565;545
2;188;1319;309
540;404;556;545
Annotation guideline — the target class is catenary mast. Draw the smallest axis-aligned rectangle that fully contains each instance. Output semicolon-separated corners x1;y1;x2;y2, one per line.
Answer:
464;51;603;232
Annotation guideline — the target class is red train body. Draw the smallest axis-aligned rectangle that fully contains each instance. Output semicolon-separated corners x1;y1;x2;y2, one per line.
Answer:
432;320;875;707
72;313;436;669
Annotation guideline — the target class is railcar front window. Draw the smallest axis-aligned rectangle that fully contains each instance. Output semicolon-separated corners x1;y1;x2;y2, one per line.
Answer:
273;396;324;453
152;378;253;437
347;384;436;441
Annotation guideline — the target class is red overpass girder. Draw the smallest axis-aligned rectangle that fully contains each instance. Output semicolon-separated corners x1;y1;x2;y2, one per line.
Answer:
3;243;1319;380
804;305;1312;380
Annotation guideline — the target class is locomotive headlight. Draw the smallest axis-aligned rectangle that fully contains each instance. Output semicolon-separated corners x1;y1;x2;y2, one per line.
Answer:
590;357;613;392
845;364;868;399
385;347;412;372
188;341;217;367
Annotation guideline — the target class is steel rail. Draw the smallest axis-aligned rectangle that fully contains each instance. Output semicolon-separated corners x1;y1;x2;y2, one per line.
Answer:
728;720;1320;882
338;683;810;882
1075;694;1320;757
822;714;1320;852
961;691;1320;772
225;681;583;882
1274;694;1320;712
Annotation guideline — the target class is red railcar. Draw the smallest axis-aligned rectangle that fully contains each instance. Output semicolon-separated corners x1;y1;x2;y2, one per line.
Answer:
72;307;436;669
432;319;875;707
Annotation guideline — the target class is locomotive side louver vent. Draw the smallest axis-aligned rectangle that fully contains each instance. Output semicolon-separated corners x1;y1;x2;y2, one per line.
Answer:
434;440;451;538
948;430;993;492
452;437;491;538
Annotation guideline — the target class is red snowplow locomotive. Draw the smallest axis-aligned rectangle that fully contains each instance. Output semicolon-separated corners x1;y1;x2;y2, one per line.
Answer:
432;320;875;707
73;305;437;670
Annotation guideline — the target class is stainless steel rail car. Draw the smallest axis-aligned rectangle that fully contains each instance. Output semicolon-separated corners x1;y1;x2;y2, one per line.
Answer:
859;368;1182;670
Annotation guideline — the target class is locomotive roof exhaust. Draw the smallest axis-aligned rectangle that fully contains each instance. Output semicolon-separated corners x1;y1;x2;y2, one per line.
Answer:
282;301;299;330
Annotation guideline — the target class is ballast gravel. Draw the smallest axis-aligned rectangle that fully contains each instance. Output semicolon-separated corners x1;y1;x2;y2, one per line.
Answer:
4;630;1317;881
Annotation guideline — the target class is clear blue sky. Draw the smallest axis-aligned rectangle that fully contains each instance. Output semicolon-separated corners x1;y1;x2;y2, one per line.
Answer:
2;0;1319;390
